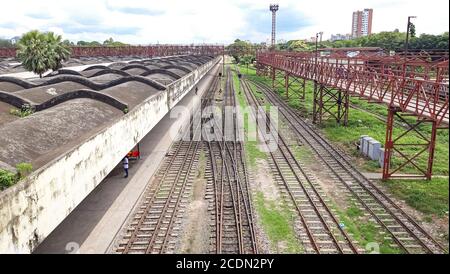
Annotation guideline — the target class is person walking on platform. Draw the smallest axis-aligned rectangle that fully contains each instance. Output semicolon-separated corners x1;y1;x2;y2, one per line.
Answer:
123;156;129;178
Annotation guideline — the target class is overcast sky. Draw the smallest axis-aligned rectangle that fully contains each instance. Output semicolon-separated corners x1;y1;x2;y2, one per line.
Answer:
0;0;448;44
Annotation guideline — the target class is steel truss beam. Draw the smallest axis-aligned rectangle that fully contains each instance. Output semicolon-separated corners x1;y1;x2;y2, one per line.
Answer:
271;68;285;92
256;52;449;125
383;107;439;180
255;63;269;77
285;73;305;101
313;83;349;126
257;50;448;180
0;45;225;58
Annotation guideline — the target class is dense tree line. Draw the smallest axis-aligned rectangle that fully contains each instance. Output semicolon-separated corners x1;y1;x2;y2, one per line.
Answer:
227;31;448;67
76;37;128;47
226;39;256;64
282;31;449;52
1;37;128;48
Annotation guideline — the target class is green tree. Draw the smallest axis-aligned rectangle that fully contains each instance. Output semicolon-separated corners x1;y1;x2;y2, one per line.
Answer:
103;37;127;47
45;32;71;71
409;22;416;38
226;39;254;63
77;40;102;46
16;30;49;78
240;54;253;74
89;41;102;46
16;30;71;77
287;40;313;51
63;39;74;46
324;31;448;51
103;37;114;45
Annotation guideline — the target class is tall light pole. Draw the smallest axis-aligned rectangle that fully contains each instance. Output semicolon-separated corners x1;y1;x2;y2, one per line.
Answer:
315;33;319;75
270;4;279;48
405;16;417;55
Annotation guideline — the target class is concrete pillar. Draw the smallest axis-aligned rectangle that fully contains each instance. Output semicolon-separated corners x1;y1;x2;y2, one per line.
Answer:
368;139;381;160
359;135;368;154
361;136;373;157
379;148;385;167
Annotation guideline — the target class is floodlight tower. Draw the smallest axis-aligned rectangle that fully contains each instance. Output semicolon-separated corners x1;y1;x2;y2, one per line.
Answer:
269;4;279;48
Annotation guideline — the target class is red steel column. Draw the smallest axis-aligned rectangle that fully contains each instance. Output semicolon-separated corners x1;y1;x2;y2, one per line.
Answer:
319;84;324;124
312;80;318;124
301;78;306;100
285;72;289;99
343;90;349;126
271;67;276;89
382;107;396;180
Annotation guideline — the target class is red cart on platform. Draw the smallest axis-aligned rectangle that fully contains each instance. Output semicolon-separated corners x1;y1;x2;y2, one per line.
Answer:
127;144;141;160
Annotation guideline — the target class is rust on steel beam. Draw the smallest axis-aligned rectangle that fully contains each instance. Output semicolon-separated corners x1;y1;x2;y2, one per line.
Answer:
383;107;438;180
272;68;284;92
256;62;269;77
285;72;305;101
312;84;349;126
256;51;449;125
257;50;448;179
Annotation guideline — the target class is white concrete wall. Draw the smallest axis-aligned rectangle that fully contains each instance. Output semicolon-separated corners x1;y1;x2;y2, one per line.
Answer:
0;56;220;253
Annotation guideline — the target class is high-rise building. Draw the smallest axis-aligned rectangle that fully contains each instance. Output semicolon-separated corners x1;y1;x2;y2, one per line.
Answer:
351;9;373;38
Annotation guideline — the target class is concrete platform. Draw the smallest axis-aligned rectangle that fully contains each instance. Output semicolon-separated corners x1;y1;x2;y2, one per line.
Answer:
33;63;220;254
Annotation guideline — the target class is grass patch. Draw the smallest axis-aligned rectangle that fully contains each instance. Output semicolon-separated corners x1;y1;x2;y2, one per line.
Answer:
0;169;17;190
10;104;34;118
244;141;266;167
382;178;449;217
0;162;33;191
255;191;303;253
232;66;266;166
332;202;402;254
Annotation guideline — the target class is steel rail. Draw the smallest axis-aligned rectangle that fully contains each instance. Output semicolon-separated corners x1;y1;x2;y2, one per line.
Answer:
120;68;215;253
241;77;358;254
251;79;447;254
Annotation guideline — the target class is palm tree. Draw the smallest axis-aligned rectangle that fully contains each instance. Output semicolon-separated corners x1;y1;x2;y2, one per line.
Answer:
16;30;71;78
45;32;71;71
16;30;49;78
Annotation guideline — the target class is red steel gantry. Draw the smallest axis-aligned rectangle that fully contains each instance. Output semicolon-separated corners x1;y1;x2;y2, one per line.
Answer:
257;49;449;180
0;45;224;58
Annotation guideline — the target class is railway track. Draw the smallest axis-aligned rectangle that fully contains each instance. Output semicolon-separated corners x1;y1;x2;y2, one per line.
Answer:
204;65;258;254
238;68;359;254
248;78;447;254
115;139;201;254
116;63;258;254
115;68;217;254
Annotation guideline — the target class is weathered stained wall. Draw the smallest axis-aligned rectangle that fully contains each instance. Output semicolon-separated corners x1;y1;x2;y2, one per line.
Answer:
0;56;220;253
